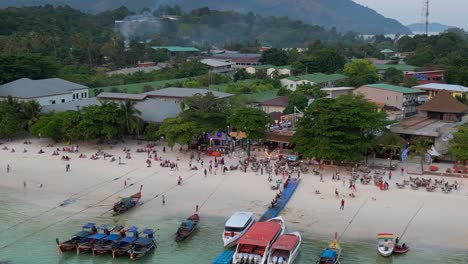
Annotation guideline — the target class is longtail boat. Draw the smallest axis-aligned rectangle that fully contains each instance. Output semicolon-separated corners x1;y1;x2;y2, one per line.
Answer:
377;233;394;257
129;228;157;260
175;213;200;241
112;226;139;258
113;185;143;216
92;225;124;256
56;223;95;253
76;224;111;255
317;233;341;264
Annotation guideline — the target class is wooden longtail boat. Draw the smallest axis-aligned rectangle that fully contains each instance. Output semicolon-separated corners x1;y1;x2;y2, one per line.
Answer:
56;223;96;253
113;185;142;216
129;228;156;260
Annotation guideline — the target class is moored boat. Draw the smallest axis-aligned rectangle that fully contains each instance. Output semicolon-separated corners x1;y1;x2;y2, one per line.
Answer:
377;233;394;257
232;216;286;264
223;212;255;248
129;228;156;260
267;232;302;264
175;213;200;241
92;225;124;256
76;224;112;255
56;222;96;253
113;185;143;216
316;233;341;264
393;243;410;254
112;226;139;258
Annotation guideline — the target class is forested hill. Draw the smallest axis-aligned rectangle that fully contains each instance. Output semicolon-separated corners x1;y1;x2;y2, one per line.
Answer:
0;0;410;34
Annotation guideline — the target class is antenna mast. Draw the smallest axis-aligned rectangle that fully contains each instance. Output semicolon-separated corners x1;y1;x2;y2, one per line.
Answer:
424;0;430;35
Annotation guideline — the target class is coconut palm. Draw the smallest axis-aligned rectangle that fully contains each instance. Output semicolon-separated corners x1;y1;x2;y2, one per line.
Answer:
21;100;42;130
120;100;142;136
409;137;432;173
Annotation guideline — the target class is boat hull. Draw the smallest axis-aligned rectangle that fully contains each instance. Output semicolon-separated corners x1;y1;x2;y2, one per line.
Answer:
393;246;410;254
378;248;393;257
129;243;155;260
57;242;76;253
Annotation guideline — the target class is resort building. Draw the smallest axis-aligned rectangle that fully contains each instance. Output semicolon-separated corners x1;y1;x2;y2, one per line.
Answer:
280;73;347;91
210;53;262;68
245;65;292;77
320;87;354;99
405;70;445;85
151;46;200;57
373;64;418;75
257;96;289;114
354;84;427;119
390;90;468;160
413;83;468;99
143;88;233;103
0;78;89;106
200;59;234;74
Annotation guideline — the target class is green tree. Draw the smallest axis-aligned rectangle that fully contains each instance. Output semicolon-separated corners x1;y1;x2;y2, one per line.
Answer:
310;48;345;74
120;100;143;136
277;87;292;96
144;123;161;142
0;96;24;138
233;69;252;81
228;107;270;156
20;100;42;130
260;48;288;66
409;137;432;173
283;91;308;114
402;76;419;88
292;95;388;163
344;59;379;87
449;126;468;164
75;102;124;141
383;67;404;85
404;46;434;66
159;117;196;150
397;36;417;52
296;83;327;98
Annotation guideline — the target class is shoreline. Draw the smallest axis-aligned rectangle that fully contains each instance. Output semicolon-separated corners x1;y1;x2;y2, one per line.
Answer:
0;139;467;251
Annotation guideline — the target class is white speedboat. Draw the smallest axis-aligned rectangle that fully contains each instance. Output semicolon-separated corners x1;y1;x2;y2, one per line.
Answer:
223;212;255;248
232;216;286;264
267;232;302;264
377;233;394;257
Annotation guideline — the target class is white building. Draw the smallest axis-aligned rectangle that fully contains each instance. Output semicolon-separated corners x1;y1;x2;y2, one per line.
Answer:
245;65;291;78
0;78;89;106
280;73;347;91
200;59;234;73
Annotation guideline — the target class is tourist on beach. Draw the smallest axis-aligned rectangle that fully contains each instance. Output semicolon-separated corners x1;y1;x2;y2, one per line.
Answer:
65;164;70;172
7;164;10;173
124;180;127;188
335;188;339;198
389;171;392;180
340;199;345;210
178;176;182;185
204;168;207;177
320;173;324;182
401;168;404;177
23;181;26;188
385;181;389;190
163;146;166;153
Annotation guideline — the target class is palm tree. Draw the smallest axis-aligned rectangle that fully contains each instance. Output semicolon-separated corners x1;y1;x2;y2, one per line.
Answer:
377;132;406;168
409;137;432;173
120;100;142;136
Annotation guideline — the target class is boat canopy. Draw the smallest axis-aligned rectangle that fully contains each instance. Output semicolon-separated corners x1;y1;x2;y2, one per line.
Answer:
88;233;107;240
121;236;138;243
97;224;111;230
238;222;282;247
104;234;121;241
127;226;139;233
184;220;195;229
83;223;96;229
377;233;394;239
320;249;337;259
271;234;299;251
225;212;253;228
142;229;154;235
134;238;154;245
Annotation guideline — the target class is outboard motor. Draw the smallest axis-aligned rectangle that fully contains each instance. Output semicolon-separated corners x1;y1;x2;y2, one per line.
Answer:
239;253;246;263
248;254;255;263
278;256;285;264
254;255;261;263
272;256;278;264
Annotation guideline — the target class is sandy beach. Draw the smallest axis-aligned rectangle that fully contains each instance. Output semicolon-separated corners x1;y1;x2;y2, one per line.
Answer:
0;138;467;252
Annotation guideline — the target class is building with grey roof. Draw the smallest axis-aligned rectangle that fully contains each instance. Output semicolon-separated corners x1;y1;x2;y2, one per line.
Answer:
143;87;233;103
97;92;147;101
200;59;234;73
0;78;89;106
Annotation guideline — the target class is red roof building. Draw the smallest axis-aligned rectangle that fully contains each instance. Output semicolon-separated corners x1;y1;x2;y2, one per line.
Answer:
405;70;445;85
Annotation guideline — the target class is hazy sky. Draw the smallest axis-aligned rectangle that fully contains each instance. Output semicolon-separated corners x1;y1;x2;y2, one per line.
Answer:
352;0;468;29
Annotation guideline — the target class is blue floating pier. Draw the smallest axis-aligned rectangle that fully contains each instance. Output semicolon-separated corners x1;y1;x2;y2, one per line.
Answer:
259;178;301;221
212;250;234;264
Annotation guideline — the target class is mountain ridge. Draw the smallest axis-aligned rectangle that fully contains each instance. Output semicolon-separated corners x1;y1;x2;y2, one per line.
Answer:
407;22;455;33
0;0;411;34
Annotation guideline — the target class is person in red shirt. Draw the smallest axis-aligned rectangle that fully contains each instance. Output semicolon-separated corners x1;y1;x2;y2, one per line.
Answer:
340;199;345;210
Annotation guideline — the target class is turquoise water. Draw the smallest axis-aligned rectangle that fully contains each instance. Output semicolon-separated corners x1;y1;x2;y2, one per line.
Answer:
0;191;467;264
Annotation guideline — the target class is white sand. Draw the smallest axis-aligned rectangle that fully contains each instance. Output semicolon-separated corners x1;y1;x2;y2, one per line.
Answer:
0;138;467;250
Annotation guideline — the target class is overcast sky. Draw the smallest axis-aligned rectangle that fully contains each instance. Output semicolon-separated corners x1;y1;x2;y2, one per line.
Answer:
352;0;468;29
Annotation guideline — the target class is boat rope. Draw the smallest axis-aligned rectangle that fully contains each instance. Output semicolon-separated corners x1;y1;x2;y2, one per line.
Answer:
399;202;424;240
198;173;228;210
338;196;369;241
137;170;200;208
0;170;157;250
0;167;139;235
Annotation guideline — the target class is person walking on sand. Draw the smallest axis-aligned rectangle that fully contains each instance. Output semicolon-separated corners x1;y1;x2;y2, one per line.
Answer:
204;168;207;177
340;199;345;210
335;188;339;198
320;173;324;182
162;195;165;206
7;164;10;173
401;167;404;177
124;180;127;188
65;164;70;172
389;171;392;180
163;146;166;153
